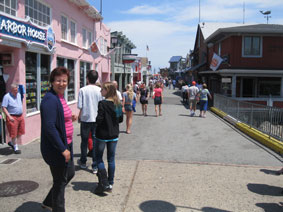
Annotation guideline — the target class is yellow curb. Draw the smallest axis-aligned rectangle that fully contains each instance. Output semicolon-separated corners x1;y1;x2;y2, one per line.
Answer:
210;107;227;118
235;122;283;155
211;107;283;155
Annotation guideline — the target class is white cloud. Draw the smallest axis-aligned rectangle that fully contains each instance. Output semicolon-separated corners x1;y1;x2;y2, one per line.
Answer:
107;20;196;69
122;5;172;15
106;0;283;69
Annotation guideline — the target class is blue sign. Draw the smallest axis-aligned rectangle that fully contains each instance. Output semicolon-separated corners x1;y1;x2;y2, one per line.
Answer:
0;14;55;52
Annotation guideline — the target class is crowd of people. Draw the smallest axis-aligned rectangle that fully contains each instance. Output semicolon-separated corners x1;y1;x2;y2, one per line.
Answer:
38;69;166;211
1;70;282;211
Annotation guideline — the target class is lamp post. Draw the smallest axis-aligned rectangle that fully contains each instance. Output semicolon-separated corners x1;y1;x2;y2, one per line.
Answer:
110;35;118;81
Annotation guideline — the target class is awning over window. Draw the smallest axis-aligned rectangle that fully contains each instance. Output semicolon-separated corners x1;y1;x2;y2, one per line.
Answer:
199;69;283;76
184;62;206;73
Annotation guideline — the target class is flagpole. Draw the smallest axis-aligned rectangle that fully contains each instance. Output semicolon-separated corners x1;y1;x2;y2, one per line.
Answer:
145;47;147;58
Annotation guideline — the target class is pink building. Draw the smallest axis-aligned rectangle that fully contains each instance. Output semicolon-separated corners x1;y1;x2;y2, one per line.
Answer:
0;0;111;144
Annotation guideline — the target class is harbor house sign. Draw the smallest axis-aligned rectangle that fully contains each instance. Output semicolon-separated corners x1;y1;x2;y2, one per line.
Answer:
0;14;55;52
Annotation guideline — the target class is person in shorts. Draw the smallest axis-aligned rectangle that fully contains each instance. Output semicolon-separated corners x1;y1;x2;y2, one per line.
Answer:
139;83;149;116
2;83;25;154
122;84;136;134
153;82;163;117
188;81;199;117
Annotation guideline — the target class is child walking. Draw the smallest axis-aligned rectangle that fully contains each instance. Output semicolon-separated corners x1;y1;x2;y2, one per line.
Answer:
94;82;123;194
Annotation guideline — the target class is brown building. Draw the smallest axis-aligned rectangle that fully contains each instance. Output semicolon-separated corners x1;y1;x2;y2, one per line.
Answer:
191;23;283;107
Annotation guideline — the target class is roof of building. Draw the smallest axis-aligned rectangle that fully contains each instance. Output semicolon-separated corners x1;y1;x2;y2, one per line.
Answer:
169;56;182;63
200;22;246;40
111;31;136;49
202;23;283;43
68;0;103;21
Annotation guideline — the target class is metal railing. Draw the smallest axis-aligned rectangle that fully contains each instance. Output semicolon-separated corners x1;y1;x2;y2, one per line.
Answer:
213;94;283;141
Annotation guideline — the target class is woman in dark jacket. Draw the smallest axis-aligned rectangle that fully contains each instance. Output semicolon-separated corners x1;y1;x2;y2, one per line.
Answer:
94;82;122;194
139;83;149;116
40;67;77;212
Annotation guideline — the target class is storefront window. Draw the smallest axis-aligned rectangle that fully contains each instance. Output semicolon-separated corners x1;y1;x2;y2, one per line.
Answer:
25;0;51;27
26;52;37;113
258;77;281;96
26;52;50;114
0;0;17;16
40;54;50;100
57;57;76;102
67;59;75;101
80;62;91;88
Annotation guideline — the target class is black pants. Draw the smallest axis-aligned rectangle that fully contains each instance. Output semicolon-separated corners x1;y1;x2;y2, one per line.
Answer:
43;160;75;212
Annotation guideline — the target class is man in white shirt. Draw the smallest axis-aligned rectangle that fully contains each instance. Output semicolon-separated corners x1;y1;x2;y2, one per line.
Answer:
188;81;199;116
77;70;103;172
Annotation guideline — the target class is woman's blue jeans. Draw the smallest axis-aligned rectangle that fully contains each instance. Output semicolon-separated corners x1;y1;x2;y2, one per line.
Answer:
95;139;117;185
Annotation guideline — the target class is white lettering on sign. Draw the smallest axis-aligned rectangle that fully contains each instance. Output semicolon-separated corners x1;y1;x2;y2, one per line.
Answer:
27;27;45;41
0;19;45;41
0;19;27;36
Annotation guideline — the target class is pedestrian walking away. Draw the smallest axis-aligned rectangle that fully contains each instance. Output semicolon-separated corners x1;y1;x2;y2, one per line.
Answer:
1;83;25;154
77;70;103;173
122;84;136;134
40;67;77;212
94;82;123;194
153;82;163;117
198;83;212;118
188;81;199;117
139;82;149;116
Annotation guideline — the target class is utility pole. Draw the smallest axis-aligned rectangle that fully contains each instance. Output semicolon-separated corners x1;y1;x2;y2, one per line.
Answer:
100;0;102;15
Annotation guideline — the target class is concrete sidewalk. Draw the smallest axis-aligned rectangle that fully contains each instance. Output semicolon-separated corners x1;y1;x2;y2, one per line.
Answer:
0;155;282;212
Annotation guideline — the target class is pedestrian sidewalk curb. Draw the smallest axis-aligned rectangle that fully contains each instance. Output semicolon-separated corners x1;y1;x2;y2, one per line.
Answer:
210;107;283;156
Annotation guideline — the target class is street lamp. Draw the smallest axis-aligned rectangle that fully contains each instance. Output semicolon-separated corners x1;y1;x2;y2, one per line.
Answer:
111;36;118;48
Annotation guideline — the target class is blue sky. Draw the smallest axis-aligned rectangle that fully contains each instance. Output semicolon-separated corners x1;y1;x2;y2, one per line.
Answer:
89;0;283;71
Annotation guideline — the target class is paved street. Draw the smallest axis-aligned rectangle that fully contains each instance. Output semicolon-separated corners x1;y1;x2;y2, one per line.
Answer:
0;88;282;212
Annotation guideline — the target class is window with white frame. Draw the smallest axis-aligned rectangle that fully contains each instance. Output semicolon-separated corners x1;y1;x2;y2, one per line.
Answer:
0;0;17;16
88;31;92;47
243;36;261;57
99;37;108;55
82;28;87;48
25;0;51;27
99;37;104;55
57;57;76;102
61;15;68;40
70;21;76;43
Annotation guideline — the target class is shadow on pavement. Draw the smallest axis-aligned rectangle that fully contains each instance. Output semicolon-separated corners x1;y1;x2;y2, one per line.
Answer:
260;168;283;176
71;181;96;192
15;201;45;212
256;203;283;212
0;147;14;156
247;183;283;196
140;200;176;212
139;200;232;212
172;90;181;97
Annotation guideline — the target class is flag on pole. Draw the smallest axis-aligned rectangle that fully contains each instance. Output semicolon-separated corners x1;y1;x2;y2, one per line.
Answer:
210;53;223;71
89;41;100;54
146;45;149;51
105;47;120;57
